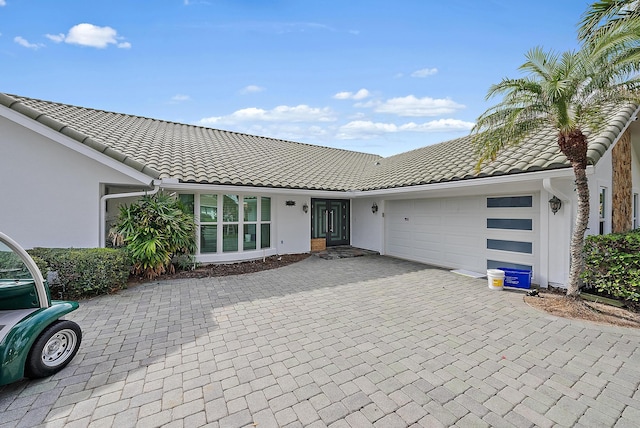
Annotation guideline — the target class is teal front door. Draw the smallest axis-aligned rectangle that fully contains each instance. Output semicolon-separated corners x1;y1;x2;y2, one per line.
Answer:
311;199;350;246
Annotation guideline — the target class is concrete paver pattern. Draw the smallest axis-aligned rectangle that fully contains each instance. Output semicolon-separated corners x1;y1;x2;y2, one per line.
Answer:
1;255;640;427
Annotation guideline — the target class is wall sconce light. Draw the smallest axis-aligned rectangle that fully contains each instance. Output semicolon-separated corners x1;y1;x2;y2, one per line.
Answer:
302;202;309;213
549;196;562;215
371;202;379;214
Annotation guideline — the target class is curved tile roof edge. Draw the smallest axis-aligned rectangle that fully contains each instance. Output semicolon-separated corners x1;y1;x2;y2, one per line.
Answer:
1;93;637;192
0;93;163;180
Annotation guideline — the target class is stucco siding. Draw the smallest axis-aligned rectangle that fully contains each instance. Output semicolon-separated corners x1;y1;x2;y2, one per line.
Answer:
351;198;384;253
0;117;147;248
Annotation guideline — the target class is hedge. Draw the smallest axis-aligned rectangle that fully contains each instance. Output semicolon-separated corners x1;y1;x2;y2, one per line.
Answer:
581;230;640;302
28;247;131;299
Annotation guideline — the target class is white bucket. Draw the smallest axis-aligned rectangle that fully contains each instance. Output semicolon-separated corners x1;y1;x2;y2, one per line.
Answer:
487;269;505;290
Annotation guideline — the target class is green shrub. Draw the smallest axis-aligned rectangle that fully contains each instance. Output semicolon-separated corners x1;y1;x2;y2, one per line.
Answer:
581;230;640;302
0;248;48;280
30;255;48;279
109;193;196;279
28;247;130;299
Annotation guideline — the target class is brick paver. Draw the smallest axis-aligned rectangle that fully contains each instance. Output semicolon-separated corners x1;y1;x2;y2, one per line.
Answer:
1;255;640;427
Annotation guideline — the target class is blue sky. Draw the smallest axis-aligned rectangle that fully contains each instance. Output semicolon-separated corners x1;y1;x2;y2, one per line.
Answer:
1;0;591;157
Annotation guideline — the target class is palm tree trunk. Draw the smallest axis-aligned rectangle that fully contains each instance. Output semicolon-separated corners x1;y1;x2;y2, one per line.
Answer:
567;164;590;298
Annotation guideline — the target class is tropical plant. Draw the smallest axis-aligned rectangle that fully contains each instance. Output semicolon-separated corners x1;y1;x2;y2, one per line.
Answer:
579;0;640;43
109;193;196;279
579;1;640;75
472;45;640;298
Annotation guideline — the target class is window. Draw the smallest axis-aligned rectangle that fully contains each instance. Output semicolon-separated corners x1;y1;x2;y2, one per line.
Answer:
487;218;532;230
599;187;607;235
634;193;639;229
187;193;272;255
261;197;271;249
243;196;257;251
200;194;218;253
487;239;532;254
487;196;532;208
178;194;194;215
200;194;218;222
223;195;239;252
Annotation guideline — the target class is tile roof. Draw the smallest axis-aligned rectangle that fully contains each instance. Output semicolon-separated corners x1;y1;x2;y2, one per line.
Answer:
1;93;636;192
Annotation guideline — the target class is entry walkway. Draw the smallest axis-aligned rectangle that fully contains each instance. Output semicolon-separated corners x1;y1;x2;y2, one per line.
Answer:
311;245;379;260
1;255;640;427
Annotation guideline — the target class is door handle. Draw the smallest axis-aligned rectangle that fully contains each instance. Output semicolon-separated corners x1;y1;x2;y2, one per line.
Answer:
330;210;334;233
324;209;328;234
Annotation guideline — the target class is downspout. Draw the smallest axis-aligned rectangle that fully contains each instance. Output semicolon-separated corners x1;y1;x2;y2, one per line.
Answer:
99;180;161;248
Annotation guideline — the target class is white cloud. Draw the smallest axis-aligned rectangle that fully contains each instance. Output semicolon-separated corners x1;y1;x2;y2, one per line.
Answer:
14;36;44;49
337;121;398;139
171;94;191;102
240;85;265;94
399;118;475;132
57;23;131;49
0;0;6;6
372;95;465;117
333;88;370;100
411;67;438;78
233;123;331;142
200;105;337;125
45;33;65;43
336;118;474;139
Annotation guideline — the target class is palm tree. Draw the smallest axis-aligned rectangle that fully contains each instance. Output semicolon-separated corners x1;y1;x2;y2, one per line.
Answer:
472;46;639;298
579;0;639;42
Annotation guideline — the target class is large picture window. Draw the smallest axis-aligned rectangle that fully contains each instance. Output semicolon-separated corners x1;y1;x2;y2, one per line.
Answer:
180;193;271;254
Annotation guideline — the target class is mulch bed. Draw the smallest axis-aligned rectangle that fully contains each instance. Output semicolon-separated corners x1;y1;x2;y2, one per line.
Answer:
524;291;640;328
128;253;310;285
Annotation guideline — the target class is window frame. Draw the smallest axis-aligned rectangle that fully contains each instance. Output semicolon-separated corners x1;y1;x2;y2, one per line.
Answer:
633;193;638;229
180;193;272;255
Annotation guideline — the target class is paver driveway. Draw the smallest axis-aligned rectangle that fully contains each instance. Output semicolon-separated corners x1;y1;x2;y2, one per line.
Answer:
1;255;640;427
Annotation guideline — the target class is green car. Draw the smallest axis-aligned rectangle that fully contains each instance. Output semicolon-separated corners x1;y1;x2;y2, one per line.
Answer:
0;232;81;386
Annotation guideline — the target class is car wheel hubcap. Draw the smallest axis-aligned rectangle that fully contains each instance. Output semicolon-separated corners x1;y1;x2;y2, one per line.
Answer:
42;329;77;367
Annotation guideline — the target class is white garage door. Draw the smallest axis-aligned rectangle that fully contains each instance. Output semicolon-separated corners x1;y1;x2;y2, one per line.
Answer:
385;195;538;277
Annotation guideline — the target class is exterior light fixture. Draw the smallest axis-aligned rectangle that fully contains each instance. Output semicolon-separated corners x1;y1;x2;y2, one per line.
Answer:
302;202;309;213
371;202;379;214
549;196;562;215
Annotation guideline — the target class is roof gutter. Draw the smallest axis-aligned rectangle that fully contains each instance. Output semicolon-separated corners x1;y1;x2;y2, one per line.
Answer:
99;180;161;248
351;167;578;198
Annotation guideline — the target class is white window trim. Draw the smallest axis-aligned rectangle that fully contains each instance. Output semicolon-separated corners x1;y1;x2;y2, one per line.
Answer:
185;193;273;258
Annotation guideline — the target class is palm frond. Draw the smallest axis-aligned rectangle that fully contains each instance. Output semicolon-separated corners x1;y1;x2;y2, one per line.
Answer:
519;47;558;80
579;0;638;40
472;39;640;172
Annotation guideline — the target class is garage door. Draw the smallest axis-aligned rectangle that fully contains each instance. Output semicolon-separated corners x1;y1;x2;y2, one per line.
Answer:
385;195;538;277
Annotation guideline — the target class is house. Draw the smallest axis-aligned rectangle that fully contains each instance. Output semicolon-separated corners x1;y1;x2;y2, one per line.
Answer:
2;92;639;288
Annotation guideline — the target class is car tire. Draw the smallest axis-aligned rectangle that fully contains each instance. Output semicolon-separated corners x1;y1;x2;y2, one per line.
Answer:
25;320;82;379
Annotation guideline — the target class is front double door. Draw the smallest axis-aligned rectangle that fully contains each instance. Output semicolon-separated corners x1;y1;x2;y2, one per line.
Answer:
311;199;350;246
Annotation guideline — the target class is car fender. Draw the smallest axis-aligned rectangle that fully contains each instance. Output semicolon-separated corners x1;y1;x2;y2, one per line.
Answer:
0;301;79;386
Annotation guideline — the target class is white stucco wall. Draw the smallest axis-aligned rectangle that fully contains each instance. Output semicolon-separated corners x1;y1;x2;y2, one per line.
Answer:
351;198;384;253
0;117;149;248
274;195;311;255
542;180;574;287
